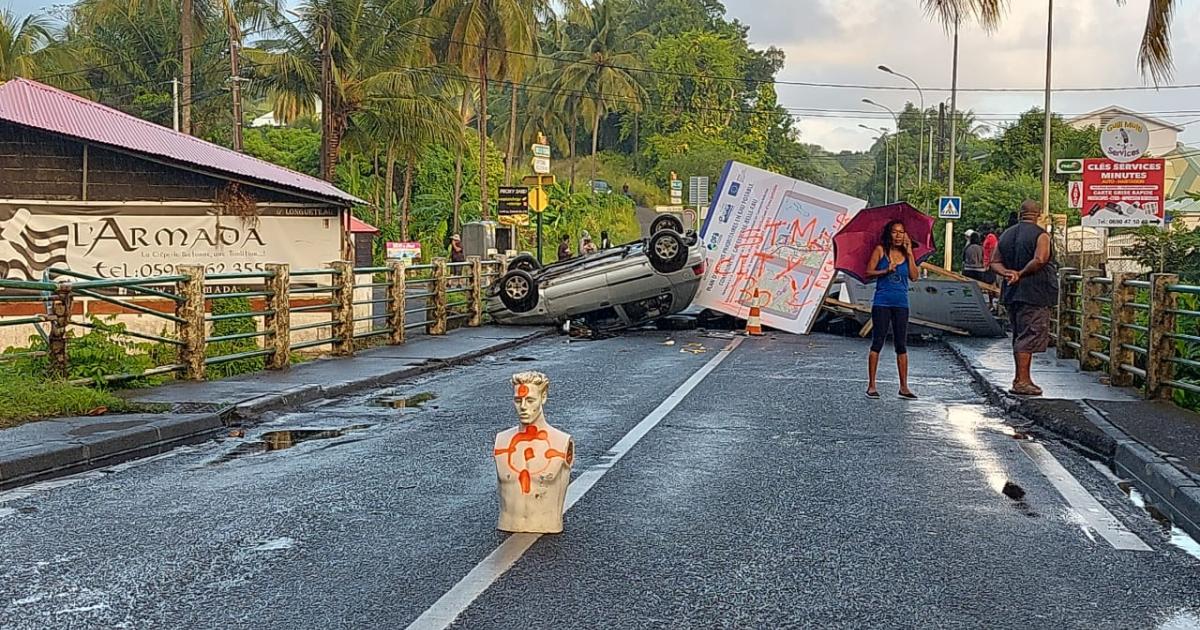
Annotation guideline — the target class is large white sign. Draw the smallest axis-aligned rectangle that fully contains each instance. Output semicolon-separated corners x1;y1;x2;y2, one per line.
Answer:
697;162;866;334
0;204;343;282
1100;115;1150;163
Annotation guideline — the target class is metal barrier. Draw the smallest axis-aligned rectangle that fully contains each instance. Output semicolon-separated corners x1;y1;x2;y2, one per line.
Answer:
1057;269;1198;402
0;255;502;384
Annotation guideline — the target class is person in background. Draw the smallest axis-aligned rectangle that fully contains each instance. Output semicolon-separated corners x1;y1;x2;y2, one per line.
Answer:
990;200;1058;397
865;219;920;400
580;232;598;255
600;230;612;249
557;234;572;261
981;223;1000;285
962;231;986;282
449;233;466;263
621;184;632;199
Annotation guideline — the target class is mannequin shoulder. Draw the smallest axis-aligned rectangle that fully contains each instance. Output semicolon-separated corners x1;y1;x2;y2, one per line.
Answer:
544;425;572;449
494;427;519;448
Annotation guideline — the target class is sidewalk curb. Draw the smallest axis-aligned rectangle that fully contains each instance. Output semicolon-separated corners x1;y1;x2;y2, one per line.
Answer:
0;329;552;492
944;340;1200;542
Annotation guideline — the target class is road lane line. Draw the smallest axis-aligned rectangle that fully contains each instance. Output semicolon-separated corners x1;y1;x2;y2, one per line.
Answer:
406;336;744;630
1018;441;1151;551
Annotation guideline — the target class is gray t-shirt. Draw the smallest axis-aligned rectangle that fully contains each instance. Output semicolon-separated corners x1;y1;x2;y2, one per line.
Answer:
963;244;985;271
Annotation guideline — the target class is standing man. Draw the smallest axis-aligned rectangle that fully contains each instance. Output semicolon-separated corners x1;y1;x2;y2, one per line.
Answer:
981;223;999;284
449;234;466;263
557;234;572;262
990;200;1058;396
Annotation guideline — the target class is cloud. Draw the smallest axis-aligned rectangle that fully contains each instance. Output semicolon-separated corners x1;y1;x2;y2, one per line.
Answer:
727;0;1200;151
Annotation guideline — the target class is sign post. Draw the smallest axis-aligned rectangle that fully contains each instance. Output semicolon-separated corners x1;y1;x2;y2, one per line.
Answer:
523;173;553;263
1080;158;1164;227
669;171;683;206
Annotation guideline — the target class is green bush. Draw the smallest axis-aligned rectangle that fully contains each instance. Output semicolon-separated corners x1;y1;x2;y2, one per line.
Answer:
2;316;160;387
205;296;265;379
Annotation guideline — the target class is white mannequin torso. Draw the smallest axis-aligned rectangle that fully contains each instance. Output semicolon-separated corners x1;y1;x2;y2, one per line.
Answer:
494;422;573;534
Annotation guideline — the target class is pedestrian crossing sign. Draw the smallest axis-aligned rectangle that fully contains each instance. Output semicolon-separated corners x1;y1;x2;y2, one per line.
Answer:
938;196;962;219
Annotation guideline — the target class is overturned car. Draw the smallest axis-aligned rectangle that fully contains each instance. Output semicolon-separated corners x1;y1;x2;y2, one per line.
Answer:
486;220;705;331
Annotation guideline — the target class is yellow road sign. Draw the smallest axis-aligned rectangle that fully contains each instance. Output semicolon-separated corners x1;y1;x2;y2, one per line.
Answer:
528;187;549;213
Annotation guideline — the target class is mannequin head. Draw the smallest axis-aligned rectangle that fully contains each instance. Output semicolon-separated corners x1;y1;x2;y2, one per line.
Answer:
511;371;549;425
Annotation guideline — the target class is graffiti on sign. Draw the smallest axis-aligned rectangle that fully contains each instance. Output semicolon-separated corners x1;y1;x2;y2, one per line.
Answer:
697;162;865;334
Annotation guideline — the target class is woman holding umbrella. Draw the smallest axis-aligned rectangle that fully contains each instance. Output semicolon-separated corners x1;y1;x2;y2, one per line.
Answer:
865;220;920;400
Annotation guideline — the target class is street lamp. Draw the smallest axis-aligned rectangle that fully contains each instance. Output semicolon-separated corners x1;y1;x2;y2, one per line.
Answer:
1040;0;1054;224
863;99;900;203
860;125;890;204
878;65;925;186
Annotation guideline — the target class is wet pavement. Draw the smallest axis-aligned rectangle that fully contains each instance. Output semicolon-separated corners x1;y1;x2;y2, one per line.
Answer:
2;332;1200;628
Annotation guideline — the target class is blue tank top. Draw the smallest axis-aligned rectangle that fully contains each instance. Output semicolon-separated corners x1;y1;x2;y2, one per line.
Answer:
873;253;910;308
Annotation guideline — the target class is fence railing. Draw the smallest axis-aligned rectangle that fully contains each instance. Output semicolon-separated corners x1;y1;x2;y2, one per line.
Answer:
1053;268;1200;401
0;255;510;385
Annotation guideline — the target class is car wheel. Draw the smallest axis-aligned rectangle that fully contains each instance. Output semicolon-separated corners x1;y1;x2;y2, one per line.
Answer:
498;270;540;313
650;214;684;235
508;254;541;273
647;230;689;273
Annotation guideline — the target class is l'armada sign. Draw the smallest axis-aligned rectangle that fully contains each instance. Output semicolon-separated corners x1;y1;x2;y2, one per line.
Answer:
0;202;343;283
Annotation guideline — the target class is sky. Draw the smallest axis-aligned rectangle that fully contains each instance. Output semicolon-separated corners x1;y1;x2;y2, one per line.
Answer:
724;0;1200;151
5;0;1200;153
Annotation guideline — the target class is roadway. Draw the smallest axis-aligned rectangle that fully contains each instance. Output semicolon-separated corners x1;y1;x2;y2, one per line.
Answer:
1;331;1199;628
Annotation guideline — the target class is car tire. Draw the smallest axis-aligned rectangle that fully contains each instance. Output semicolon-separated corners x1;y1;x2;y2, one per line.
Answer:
647;230;689;273
650;214;684;235
508;254;541;273
498;270;540;313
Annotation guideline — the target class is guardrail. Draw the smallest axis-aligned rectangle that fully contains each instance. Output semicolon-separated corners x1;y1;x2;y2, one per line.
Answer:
1053;268;1199;402
0;255;511;384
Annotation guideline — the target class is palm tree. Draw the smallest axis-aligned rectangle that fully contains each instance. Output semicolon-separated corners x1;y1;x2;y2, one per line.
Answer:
349;80;464;239
248;0;443;182
0;11;82;87
432;0;537;218
550;0;647;192
923;0;1178;82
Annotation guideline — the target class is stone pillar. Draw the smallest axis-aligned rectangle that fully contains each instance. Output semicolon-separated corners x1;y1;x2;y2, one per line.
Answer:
387;260;407;345
428;257;448;336
496;254;510;277
1108;273;1138;388
1080;269;1105;372
330;261;355;356
469;256;484;327
264;264;290;370
1056;267;1078;360
1146;273;1179;400
177;264;207;380
47;284;72;379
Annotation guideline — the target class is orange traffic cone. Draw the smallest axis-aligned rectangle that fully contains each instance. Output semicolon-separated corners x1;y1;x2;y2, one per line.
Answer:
745;290;764;336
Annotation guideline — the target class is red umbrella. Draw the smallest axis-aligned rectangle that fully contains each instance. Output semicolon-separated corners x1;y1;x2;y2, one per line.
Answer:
833;202;935;283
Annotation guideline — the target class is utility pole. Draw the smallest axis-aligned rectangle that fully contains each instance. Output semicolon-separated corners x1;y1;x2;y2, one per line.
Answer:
1040;0;1055;224
945;15;960;270
172;78;180;132
229;37;244;152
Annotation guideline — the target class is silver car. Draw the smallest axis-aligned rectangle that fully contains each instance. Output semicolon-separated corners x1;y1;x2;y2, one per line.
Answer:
487;224;705;331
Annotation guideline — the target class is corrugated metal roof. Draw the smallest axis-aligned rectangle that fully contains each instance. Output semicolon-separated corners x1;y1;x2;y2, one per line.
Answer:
0;78;364;206
348;215;379;233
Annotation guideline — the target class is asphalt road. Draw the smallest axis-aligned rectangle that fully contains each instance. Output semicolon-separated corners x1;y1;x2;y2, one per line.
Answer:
2;331;1200;629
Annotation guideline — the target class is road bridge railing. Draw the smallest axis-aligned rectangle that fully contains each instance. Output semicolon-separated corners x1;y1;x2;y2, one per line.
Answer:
0;255;502;384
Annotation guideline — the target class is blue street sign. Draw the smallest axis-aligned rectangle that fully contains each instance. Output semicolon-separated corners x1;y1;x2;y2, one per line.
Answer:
938;196;962;219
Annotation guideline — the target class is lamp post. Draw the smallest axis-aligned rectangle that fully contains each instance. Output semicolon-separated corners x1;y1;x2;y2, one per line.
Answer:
878;65;924;186
863;99;901;202
861;126;890;204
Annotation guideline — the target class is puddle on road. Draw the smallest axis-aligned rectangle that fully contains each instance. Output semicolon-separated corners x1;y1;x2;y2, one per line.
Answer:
1123;484;1200;561
938;405;1039;517
510;356;538;362
213;424;374;463
375;391;438;409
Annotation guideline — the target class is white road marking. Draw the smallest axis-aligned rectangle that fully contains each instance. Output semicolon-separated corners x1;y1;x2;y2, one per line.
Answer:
405;336;744;630
1018;441;1151;551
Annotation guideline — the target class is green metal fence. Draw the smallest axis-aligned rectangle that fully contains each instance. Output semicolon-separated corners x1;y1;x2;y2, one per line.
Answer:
1056;269;1200;404
0;254;507;384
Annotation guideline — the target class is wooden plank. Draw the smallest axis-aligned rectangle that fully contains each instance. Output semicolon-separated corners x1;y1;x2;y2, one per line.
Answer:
822;298;972;337
920;262;1000;296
